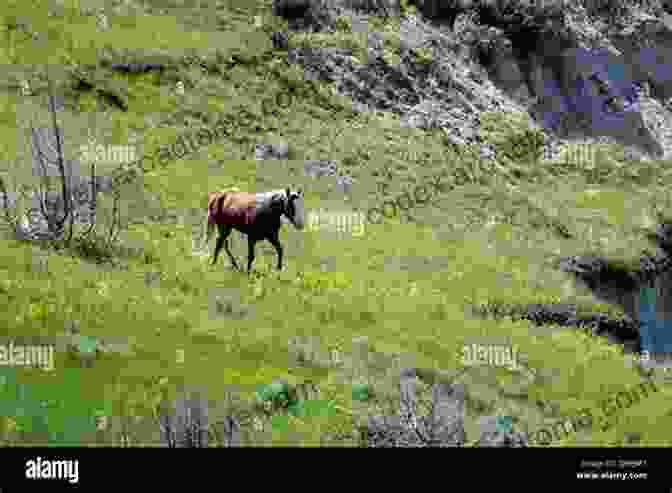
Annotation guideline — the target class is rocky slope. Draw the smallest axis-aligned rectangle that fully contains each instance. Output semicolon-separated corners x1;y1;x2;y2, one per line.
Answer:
266;0;672;445
275;0;672;162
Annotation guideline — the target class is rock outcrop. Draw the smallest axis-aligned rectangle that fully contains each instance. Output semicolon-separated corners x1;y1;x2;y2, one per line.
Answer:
274;0;672;161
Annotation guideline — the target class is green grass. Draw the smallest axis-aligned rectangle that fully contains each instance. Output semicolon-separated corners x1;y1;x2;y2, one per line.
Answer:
0;0;671;446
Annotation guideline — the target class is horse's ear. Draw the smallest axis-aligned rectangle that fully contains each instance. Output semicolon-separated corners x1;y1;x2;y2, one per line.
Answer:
286;187;291;197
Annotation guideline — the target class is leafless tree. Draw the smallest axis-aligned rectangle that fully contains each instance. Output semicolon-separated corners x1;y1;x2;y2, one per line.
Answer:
155;390;208;448
0;74;122;255
360;368;469;447
361;366;533;447
154;388;243;447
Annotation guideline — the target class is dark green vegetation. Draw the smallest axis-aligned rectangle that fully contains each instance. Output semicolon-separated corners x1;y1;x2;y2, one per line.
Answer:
0;0;671;446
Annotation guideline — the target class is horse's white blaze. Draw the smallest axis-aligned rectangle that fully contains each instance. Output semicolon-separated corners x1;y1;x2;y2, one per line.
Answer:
255;189;304;230
292;194;305;229
254;190;278;209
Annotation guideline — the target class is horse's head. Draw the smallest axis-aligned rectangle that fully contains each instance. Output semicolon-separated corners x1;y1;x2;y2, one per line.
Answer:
281;187;304;230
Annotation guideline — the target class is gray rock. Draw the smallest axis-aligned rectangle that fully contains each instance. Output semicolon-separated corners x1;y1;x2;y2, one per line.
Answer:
273;0;313;20
254;142;289;160
271;31;290;51
303;159;338;178
303;159;355;196
479;144;497;161
334;175;355;194
367;32;386;60
272;0;335;31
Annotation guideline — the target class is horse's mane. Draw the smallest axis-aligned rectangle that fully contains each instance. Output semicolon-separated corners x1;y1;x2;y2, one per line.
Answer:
256;189;303;206
255;189;286;208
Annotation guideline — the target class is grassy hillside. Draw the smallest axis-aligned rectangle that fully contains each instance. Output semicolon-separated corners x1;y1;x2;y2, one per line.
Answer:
0;0;671;446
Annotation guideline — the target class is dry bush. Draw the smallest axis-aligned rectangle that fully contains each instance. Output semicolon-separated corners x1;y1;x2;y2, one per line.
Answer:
0;76;123;260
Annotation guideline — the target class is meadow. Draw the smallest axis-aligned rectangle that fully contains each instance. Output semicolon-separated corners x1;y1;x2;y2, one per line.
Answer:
0;0;671;446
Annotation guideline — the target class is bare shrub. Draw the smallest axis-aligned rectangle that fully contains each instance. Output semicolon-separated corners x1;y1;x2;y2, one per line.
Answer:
360;368;531;447
155;388;244;447
360;368;468;446
156;389;211;448
0;75;123;258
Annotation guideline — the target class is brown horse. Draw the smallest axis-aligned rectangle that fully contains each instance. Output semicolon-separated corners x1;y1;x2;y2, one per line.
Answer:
203;188;304;272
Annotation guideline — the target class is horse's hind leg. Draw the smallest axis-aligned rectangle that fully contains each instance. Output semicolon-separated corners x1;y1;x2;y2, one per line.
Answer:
213;225;237;269
221;226;240;270
267;232;283;271
212;230;225;266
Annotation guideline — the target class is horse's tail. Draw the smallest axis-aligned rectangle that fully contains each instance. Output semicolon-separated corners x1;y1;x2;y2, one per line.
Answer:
203;209;214;246
202;191;222;247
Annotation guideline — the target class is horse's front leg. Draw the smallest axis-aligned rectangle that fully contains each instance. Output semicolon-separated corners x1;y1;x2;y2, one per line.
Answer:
267;234;283;271
247;237;257;273
219;226;239;270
